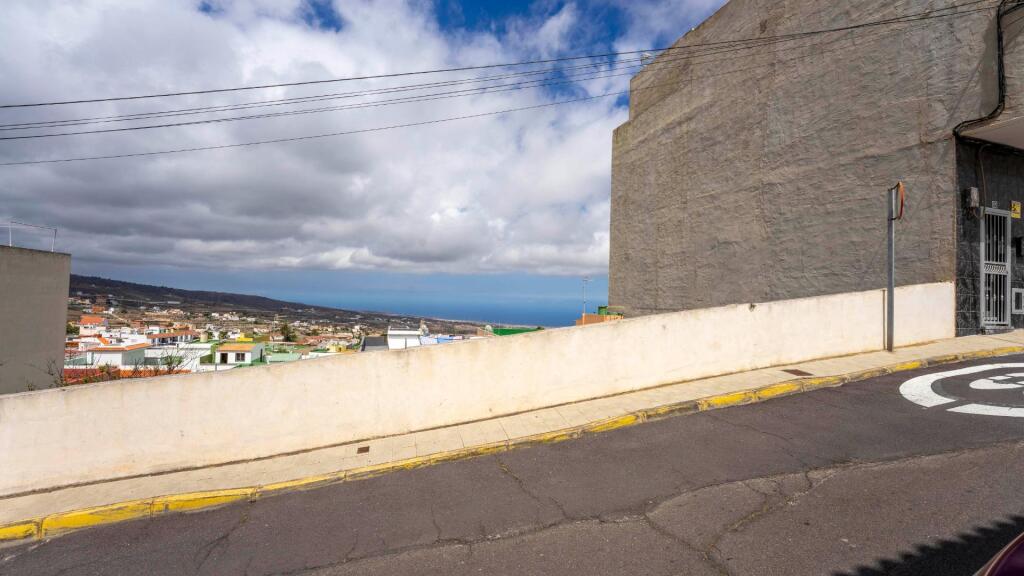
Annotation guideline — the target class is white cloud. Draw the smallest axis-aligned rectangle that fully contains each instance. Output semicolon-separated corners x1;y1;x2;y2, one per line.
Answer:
0;0;722;276
611;0;727;54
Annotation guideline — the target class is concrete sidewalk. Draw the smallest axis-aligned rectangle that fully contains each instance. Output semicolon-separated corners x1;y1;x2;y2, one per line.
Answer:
3;330;1024;539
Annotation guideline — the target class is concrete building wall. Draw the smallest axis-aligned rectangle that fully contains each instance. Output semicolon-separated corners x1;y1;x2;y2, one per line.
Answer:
610;0;1000;316
0;282;952;496
1006;5;1024;120
0;246;71;394
955;8;1024;334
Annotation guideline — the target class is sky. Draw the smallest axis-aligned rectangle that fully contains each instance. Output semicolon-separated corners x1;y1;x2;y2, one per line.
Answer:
0;0;725;326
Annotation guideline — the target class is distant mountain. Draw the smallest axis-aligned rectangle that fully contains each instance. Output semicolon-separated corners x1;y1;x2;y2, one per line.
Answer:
68;274;480;328
71;274;334;313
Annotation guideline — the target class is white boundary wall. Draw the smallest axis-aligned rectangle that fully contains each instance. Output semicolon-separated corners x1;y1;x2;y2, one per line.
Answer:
0;282;953;496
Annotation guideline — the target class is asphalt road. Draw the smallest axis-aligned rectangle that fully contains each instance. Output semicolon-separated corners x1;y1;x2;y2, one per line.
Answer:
4;355;1024;575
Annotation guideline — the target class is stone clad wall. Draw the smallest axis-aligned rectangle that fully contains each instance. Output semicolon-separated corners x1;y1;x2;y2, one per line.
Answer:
610;0;999;316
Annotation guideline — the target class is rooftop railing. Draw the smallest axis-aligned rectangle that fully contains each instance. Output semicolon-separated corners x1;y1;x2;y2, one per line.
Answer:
5;220;58;252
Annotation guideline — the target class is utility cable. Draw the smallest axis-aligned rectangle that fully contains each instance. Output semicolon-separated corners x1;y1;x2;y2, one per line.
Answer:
0;4;995;140
0;0;995;109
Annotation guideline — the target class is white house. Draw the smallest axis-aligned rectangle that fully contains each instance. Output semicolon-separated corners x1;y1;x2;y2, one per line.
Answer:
88;342;150;369
144;341;212;372
215;342;264;365
145;330;198;346
386;327;424;350
77;315;108;337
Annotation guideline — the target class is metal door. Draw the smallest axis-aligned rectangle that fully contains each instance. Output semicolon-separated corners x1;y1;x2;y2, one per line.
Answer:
981;208;1012;329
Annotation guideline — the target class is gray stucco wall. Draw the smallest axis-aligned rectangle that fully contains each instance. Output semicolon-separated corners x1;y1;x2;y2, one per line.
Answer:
954;2;1022;335
610;0;1002;316
1001;3;1023;121
0;246;71;394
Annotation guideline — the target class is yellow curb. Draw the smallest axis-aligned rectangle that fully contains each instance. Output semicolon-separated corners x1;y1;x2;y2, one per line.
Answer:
926;353;962;365
887;360;924;373
5;344;1023;545
643;400;701;419
389;455;435;471
961;345;1024;360
510;429;578;447
461;441;511;456
427;449;474;465
698;390;756;410
583;413;642;434
41;499;153;537
800;375;847;390
259;472;344;495
344;462;402;482
754;382;802;400
0;521;38;541
152;488;256;514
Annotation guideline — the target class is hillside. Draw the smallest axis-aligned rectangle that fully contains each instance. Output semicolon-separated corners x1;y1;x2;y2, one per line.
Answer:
71;275;340;314
69;274;481;330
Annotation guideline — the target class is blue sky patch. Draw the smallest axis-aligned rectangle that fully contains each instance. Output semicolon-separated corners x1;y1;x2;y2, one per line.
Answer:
197;0;223;16
300;0;344;32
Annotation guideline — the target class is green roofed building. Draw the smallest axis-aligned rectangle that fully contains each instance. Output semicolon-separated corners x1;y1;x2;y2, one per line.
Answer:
491;327;544;336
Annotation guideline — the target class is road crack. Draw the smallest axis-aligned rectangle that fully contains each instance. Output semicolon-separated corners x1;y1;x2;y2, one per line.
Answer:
193;508;250;574
496;456;569;521
706;412;818;468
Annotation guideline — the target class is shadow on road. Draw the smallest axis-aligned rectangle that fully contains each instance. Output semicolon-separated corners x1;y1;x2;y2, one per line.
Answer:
835;515;1024;576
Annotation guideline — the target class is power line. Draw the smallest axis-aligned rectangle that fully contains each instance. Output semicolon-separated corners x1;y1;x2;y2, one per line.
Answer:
0;10;983;169
0;36;797;131
0;0;995;109
0;58;636;130
0;93;622;166
0;2;995;166
0;37;802;140
0;3;996;141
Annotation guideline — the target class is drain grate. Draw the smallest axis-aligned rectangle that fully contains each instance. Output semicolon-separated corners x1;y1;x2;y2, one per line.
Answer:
782;368;813;377
357;446;370;454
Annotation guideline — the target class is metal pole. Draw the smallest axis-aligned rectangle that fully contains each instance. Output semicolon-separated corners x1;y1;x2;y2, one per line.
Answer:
582;277;589;324
8;221;11;247
887;185;896;352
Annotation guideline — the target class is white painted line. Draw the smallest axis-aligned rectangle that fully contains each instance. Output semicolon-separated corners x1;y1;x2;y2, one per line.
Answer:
899;374;957;407
899;363;1024;417
897;365;1007;407
948;404;1024;417
968;378;1024;390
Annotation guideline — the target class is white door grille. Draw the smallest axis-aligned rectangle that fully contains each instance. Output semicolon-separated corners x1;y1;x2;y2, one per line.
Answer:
982;209;1012;328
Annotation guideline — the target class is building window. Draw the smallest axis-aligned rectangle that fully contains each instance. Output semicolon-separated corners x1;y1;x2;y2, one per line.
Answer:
220;352;228;364
235;352;246;362
1014;288;1024;315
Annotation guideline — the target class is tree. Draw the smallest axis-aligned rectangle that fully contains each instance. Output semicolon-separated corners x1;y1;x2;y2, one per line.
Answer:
66;322;79;336
279;322;297;342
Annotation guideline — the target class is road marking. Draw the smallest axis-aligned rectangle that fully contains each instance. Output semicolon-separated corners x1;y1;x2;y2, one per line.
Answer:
900;363;1024;418
968;378;1024;390
948;404;1024;417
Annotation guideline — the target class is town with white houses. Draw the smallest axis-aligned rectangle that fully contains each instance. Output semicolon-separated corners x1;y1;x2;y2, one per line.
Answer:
60;292;505;385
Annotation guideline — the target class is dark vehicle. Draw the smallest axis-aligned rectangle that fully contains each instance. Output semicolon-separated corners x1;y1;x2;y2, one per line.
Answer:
978;533;1024;575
